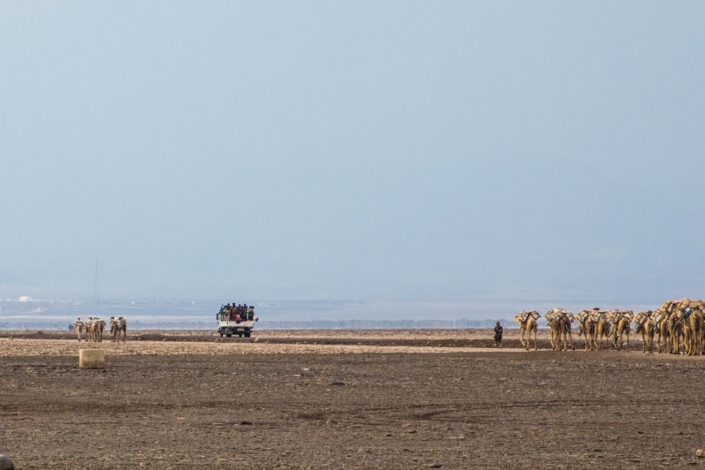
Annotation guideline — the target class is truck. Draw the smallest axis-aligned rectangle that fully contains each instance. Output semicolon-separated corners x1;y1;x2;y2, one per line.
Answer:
217;305;258;338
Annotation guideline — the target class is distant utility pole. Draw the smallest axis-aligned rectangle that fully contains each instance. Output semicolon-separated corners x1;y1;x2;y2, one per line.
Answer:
93;258;100;304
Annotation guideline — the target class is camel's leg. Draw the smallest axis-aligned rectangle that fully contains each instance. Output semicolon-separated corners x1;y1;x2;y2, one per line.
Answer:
664;327;670;354
674;328;681;354
612;329;618;351
695;319;701;355
615;328;621;351
684;326;690;355
661;325;669;354
670;322;679;354
648;329;654;353
684;328;691;356
641;329;646;353
561;329;566;351
554;328;559;351
595;328;601;351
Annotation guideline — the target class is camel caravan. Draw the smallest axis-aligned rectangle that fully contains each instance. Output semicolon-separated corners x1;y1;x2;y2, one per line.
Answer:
514;298;705;355
74;316;127;343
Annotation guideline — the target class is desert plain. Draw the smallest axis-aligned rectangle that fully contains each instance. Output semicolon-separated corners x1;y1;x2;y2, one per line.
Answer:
1;329;705;469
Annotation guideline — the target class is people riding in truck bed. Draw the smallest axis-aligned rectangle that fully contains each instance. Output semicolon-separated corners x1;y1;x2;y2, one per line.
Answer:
219;303;255;321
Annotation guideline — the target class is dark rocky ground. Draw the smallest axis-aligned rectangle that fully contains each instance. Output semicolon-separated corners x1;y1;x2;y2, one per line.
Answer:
2;350;705;469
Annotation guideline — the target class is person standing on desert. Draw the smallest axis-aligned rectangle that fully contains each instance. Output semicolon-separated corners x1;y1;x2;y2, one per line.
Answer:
494;321;503;348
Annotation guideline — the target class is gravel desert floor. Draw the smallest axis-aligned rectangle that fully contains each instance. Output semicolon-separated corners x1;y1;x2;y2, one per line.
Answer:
2;330;705;469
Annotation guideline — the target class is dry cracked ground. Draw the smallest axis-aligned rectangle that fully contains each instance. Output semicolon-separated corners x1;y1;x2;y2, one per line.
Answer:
1;332;705;469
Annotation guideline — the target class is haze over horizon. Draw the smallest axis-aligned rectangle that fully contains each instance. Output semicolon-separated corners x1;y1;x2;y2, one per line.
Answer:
2;2;704;307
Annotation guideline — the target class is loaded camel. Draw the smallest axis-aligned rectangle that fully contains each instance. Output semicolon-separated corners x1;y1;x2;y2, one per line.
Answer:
651;308;669;353
84;317;106;343
608;310;633;351
576;310;595;351
591;310;611;351
74;318;86;342
514;310;540;351
633;311;656;353
657;299;693;354
110;316;128;342
545;308;574;351
677;299;704;356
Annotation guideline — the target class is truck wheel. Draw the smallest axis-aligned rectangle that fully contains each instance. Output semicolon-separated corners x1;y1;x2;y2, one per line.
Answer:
244;331;251;338
238;332;243;338
226;333;232;338
219;332;224;338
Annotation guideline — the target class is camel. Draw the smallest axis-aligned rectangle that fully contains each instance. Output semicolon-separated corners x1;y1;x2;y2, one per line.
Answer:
544;309;562;351
94;319;105;342
111;316;127;342
591;311;611;351
119;317;127;342
652;309;670;353
83;317;105;343
85;318;97;342
669;313;685;354
545;308;574;351
678;299;705;356
609;310;633;351
633;311;655;353
74;318;85;342
658;300;686;354
669;303;690;354
523;316;539;351
576;310;596;351
110;317;119;342
515;310;540;350
557;313;575;351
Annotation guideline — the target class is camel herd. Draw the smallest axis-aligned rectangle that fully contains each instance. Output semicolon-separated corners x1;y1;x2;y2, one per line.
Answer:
514;298;705;355
74;316;127;343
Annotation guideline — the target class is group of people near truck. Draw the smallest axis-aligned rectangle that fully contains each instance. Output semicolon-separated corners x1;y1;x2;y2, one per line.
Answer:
218;303;255;322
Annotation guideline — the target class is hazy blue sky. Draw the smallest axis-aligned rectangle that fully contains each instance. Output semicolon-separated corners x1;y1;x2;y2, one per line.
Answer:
1;1;704;302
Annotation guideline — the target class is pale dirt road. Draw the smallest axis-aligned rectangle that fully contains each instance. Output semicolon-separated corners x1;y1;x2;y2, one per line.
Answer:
0;337;521;357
